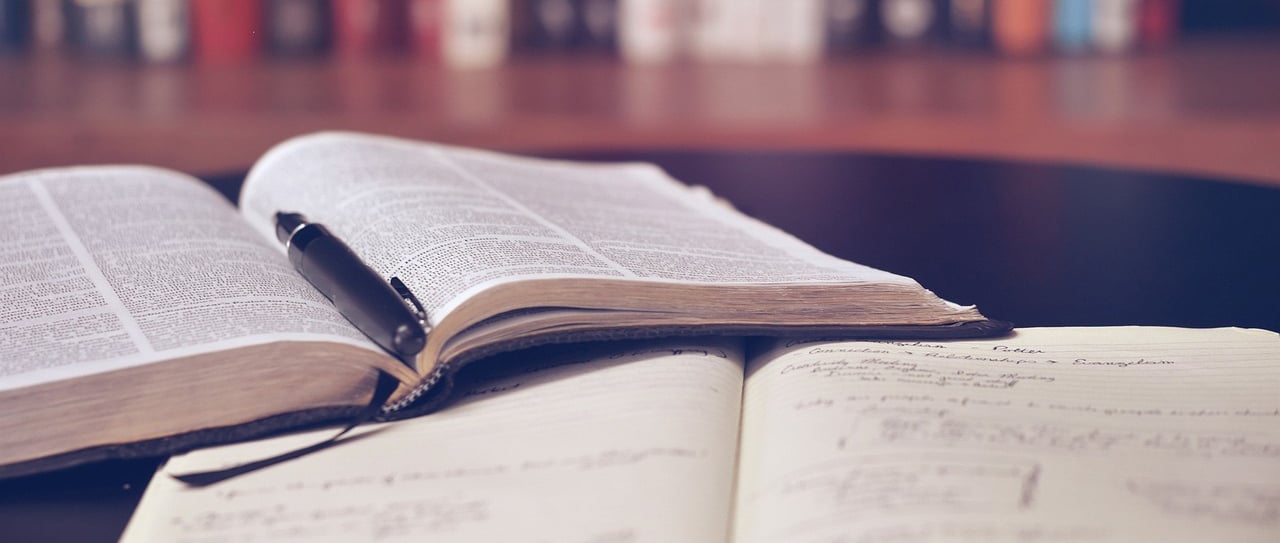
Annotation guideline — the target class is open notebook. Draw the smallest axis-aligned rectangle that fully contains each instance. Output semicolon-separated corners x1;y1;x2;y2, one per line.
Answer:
122;326;1280;543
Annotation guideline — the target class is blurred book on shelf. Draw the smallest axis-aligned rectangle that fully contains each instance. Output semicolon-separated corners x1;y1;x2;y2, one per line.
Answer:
331;0;410;59
617;0;682;63
992;0;1051;56
135;0;189;62
1053;0;1092;52
1;0;1278;68
516;0;577;51
1091;0;1140;52
825;0;879;50
440;0;510;67
408;0;443;59
191;0;261;62
65;0;133;58
948;0;989;46
879;0;942;47
0;0;30;52
1139;0;1177;47
265;0;330;57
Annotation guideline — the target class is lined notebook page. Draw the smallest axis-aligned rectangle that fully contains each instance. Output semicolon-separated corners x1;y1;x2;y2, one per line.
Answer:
733;327;1280;543
122;340;745;543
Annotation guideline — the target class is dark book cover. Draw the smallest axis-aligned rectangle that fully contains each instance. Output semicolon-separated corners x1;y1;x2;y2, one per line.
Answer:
948;0;990;46
0;0;31;53
520;0;579;50
67;0;134;58
576;0;617;51
826;0;879;51
265;0;330;57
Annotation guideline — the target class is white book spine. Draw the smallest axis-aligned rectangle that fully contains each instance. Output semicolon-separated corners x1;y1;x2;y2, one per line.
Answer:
442;0;510;69
692;0;823;63
619;0;682;64
1092;0;1138;52
691;0;759;62
882;0;937;42
760;0;823;62
136;0;189;62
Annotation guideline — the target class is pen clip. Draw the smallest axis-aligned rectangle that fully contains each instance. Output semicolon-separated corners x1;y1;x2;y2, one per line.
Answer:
390;277;431;334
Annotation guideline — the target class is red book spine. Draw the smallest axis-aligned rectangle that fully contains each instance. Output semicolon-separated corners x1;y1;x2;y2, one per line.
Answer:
191;0;263;62
1138;0;1177;49
409;0;444;60
333;0;409;57
992;0;1050;56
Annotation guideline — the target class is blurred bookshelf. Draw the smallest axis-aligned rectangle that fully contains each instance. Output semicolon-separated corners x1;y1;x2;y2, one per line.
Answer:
1;0;1279;186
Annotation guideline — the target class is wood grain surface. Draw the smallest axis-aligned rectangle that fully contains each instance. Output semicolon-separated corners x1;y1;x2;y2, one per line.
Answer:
2;36;1278;185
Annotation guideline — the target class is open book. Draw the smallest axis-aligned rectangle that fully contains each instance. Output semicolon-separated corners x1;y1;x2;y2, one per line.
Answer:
122;327;1280;543
0;132;1004;477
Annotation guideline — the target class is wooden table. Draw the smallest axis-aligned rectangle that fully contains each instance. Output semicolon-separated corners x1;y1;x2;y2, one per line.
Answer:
2;149;1278;541
3;36;1279;186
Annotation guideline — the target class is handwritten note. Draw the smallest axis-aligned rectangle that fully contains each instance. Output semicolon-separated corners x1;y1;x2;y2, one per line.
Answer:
734;327;1280;543
123;328;1280;542
122;339;745;543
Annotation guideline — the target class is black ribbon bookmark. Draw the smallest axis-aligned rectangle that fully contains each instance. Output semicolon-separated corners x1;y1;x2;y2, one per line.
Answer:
169;369;402;487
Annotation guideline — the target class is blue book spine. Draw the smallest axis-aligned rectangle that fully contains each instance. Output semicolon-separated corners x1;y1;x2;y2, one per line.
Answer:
1054;0;1091;51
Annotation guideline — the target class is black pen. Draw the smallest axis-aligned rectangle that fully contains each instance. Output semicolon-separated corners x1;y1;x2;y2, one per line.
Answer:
274;212;427;361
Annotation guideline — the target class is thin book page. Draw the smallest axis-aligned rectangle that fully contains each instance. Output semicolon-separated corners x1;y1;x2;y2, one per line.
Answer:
237;132;919;323
122;339;746;543
732;327;1280;543
0;167;377;391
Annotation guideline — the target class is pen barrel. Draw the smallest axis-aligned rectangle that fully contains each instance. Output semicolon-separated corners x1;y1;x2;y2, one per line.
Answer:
287;224;426;359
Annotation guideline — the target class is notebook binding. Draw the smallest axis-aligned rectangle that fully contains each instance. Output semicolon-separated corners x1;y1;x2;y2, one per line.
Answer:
381;364;448;414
